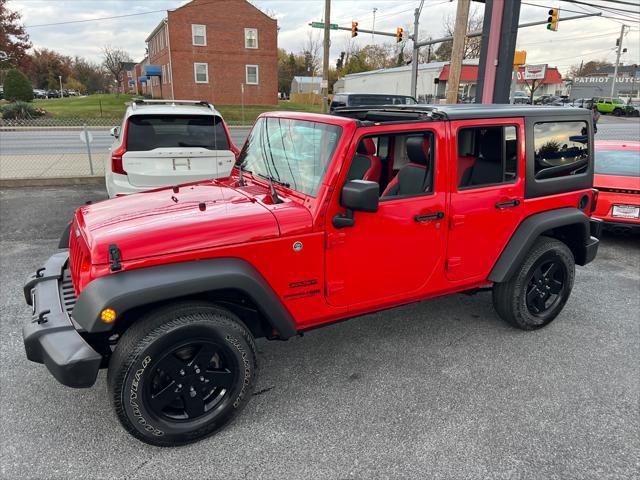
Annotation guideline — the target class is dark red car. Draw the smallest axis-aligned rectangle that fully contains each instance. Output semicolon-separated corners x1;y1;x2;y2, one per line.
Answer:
593;140;640;233
23;105;600;446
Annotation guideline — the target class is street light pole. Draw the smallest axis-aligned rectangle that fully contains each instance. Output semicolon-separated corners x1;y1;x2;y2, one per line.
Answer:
611;24;627;98
321;0;331;113
59;75;63;98
409;1;424;100
372;8;377;42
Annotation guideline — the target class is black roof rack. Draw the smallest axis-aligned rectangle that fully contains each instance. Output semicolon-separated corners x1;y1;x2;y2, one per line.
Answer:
333;103;590;123
129;99;214;110
333;105;447;123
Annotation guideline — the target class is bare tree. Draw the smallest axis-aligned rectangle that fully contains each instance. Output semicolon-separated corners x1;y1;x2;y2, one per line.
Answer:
302;31;321;76
102;45;133;94
434;7;483;62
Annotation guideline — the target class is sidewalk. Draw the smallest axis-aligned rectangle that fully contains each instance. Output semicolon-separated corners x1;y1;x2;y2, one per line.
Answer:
0;153;107;179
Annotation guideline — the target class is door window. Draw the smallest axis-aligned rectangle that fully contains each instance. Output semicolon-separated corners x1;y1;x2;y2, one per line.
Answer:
457;126;518;189
345;131;435;200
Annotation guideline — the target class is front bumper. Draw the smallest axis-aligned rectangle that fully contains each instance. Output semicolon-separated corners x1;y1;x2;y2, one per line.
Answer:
23;252;101;388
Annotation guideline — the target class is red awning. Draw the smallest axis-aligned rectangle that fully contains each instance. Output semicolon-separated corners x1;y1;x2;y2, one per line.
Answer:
439;65;478;82
438;64;562;85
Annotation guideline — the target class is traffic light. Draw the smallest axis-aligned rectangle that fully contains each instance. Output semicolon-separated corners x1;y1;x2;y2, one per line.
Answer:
396;27;404;43
351;21;358;38
547;8;559;31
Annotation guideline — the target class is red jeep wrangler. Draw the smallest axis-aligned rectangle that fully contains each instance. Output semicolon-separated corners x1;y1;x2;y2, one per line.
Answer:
23;105;601;446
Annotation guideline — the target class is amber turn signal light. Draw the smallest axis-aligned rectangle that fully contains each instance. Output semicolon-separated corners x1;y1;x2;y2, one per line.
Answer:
100;308;117;324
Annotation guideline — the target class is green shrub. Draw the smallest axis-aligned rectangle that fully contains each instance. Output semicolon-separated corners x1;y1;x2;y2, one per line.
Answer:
1;101;46;119
4;69;34;102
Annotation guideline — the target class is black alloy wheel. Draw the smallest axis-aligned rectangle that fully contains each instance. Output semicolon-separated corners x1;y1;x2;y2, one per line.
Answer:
108;302;257;446
492;237;575;330
145;340;236;422
524;258;566;316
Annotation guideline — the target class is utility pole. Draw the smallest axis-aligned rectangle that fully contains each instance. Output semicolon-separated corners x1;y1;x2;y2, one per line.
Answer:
409;1;424;100
446;0;470;104
611;24;626;98
321;0;331;113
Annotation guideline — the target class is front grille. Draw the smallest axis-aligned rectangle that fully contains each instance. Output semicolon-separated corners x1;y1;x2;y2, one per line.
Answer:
600;187;640;195
60;268;77;315
68;221;89;295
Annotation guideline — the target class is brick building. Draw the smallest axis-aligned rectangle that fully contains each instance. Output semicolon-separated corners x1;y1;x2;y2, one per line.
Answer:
118;62;137;94
144;0;277;105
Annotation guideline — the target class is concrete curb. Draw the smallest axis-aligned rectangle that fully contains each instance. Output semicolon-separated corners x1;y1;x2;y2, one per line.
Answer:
0;176;104;188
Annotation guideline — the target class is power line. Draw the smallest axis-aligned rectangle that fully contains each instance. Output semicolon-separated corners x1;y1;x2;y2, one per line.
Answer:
24;9;167;28
517;28;622;45
562;0;640;15
597;0;640;6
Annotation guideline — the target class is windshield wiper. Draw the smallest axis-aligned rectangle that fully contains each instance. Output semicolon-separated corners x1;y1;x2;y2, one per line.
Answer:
258;120;283;204
256;172;290;188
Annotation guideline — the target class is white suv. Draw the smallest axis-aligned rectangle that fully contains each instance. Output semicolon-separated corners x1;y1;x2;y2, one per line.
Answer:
106;99;238;197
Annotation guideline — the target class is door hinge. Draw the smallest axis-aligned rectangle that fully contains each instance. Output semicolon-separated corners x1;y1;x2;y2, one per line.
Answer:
326;281;345;295
446;257;462;270
326;232;346;249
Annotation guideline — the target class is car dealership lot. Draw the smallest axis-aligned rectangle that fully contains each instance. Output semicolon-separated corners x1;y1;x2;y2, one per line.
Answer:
1;185;638;479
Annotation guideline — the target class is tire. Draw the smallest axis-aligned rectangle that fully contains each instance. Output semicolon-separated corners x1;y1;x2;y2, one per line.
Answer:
492;237;575;331
613;108;622;117
107;302;257;446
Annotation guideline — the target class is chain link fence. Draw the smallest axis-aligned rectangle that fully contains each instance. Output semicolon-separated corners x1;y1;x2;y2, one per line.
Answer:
1;117;120;180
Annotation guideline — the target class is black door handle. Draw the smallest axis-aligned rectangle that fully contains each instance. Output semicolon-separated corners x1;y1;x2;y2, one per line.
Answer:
495;199;521;209
415;212;444;222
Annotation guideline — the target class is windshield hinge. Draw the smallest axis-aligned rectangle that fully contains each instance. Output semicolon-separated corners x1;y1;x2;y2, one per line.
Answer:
109;244;122;272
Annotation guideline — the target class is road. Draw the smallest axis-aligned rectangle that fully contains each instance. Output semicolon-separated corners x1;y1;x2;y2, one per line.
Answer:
0;185;638;479
0;128;252;155
0;117;637;157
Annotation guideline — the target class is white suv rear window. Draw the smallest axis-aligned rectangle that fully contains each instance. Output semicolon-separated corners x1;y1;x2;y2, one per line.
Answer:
126;115;230;151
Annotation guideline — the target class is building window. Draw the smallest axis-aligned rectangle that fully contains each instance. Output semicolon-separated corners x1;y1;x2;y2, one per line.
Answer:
245;65;259;85
192;24;206;46
162;65;166;84
245;28;258;49
194;63;209;83
127;71;133;78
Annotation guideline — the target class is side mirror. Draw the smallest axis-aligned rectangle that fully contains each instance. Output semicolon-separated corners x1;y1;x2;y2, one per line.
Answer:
333;180;379;229
110;126;120;138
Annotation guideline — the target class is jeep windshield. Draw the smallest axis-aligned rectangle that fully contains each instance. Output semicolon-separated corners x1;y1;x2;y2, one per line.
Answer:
238;117;342;197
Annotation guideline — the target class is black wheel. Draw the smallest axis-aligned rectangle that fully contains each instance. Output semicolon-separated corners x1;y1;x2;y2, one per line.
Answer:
632;110;639;117
492;237;575;330
107;302;257;446
613;108;622;116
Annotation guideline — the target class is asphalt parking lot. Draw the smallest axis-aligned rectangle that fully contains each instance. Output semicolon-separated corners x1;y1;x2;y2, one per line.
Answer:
1;185;638;480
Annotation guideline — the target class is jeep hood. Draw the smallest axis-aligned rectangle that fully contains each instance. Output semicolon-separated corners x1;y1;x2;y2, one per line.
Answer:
75;182;281;265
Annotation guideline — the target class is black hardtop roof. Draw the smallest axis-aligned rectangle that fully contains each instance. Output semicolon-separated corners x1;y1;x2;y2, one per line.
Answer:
334;103;591;124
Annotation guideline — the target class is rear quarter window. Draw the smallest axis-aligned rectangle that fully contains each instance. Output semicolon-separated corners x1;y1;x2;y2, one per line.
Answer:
533;121;589;179
126;115;230;151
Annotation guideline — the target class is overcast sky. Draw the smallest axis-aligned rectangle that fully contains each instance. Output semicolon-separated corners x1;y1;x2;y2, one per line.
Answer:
10;0;640;75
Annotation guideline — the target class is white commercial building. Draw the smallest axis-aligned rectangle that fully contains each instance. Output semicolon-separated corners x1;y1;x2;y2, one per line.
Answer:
334;59;480;103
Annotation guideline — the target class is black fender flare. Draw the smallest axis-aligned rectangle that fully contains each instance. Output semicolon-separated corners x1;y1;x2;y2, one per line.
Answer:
488;207;591;283
73;258;297;338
